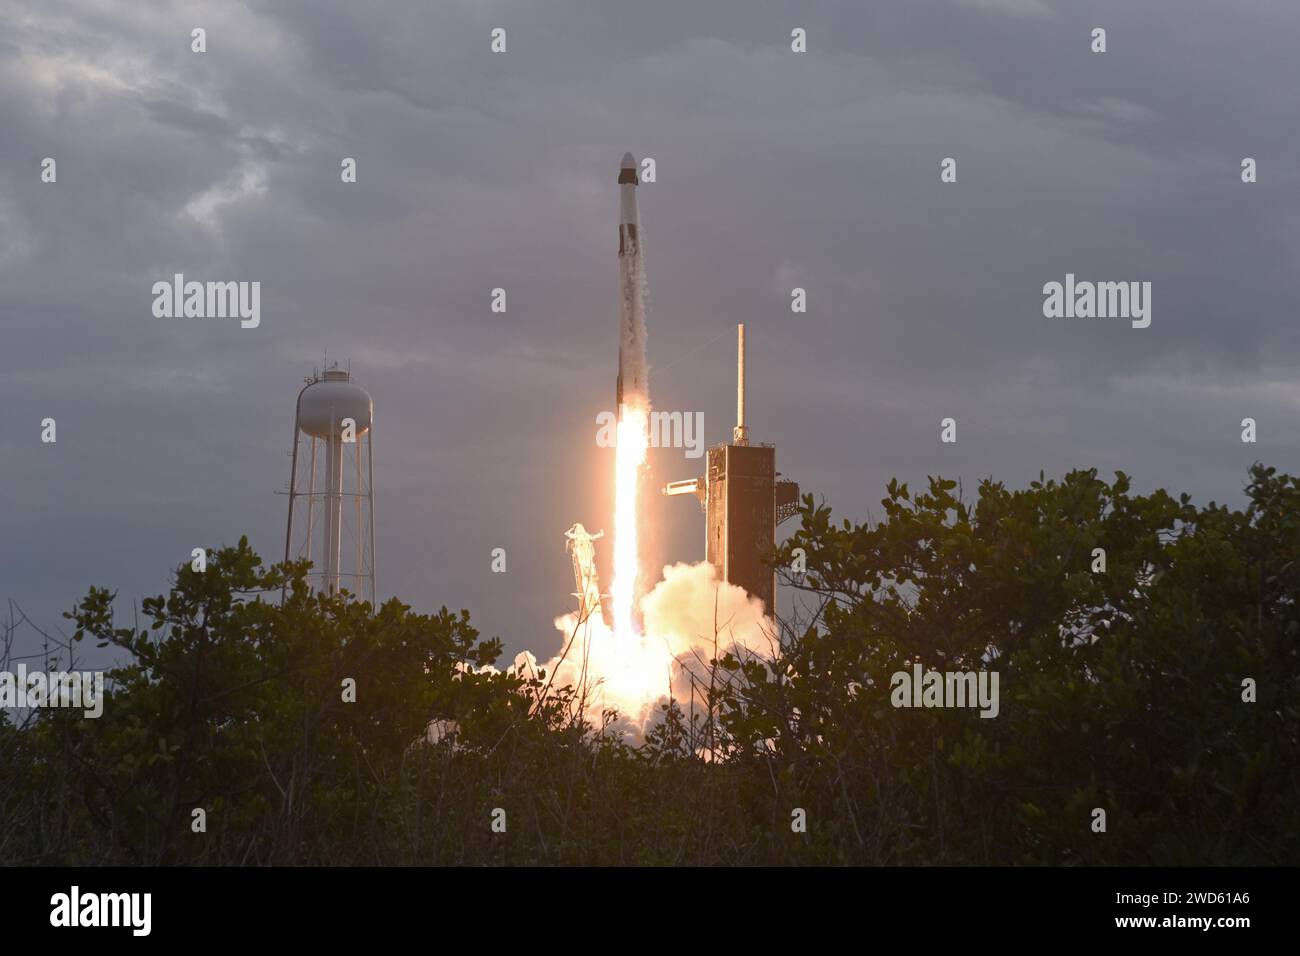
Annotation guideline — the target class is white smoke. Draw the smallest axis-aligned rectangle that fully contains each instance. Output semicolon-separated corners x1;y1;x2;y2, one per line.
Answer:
525;560;773;732
640;561;772;662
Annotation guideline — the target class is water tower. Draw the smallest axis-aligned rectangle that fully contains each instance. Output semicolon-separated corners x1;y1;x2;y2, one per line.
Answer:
283;363;375;603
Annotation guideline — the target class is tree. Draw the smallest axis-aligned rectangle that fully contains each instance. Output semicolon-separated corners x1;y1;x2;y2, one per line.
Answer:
4;466;1296;865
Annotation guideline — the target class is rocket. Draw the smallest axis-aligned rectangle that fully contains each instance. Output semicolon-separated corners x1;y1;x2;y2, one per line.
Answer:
616;151;647;419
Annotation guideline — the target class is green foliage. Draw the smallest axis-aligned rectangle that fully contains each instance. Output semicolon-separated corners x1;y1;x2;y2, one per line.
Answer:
2;465;1296;865
762;464;1299;863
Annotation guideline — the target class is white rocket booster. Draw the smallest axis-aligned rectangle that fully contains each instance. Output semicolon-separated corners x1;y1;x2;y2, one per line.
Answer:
616;152;648;417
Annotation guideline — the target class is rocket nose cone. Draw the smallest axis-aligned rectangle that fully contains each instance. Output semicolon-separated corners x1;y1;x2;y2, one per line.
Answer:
617;152;639;186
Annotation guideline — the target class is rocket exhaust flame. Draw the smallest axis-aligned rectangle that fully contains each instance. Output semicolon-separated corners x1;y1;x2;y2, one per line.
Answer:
611;403;648;644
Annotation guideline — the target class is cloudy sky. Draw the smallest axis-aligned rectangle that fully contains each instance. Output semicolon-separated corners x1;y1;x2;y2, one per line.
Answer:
2;0;1297;665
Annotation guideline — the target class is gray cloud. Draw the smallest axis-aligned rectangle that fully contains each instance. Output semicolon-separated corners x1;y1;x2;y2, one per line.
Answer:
1;0;1297;665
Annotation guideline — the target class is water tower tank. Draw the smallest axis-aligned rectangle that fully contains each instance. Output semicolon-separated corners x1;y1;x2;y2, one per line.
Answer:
297;368;372;438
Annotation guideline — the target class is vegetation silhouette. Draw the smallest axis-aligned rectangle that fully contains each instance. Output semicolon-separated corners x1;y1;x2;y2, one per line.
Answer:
3;464;1296;865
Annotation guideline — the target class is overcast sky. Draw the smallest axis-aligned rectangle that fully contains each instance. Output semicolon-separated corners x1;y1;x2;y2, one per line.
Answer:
2;0;1297;666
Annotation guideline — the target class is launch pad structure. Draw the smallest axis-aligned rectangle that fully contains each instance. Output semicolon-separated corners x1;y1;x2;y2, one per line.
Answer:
664;325;799;615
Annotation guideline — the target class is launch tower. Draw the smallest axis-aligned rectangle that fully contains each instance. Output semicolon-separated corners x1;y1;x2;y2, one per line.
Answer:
663;325;799;614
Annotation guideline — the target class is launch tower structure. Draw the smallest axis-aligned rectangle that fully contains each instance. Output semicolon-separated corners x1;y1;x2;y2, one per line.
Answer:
663;325;799;615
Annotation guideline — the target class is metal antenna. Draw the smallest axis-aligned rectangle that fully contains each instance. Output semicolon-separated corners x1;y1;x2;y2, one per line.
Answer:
733;324;749;446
